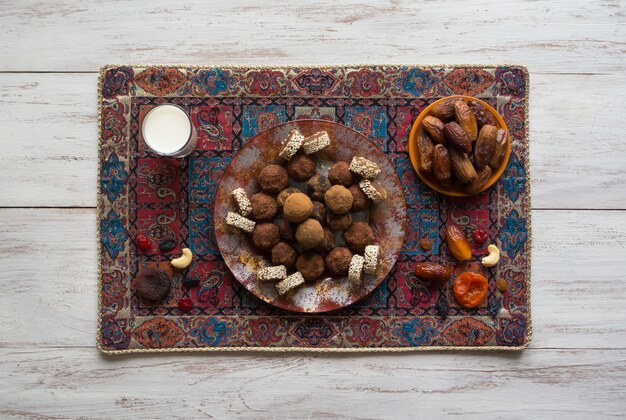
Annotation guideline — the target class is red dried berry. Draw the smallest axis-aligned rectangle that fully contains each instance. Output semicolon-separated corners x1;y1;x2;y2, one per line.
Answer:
137;234;152;251
472;229;488;245
177;298;193;312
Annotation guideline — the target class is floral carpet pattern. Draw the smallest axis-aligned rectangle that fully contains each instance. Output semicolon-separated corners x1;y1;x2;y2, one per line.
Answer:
98;65;530;352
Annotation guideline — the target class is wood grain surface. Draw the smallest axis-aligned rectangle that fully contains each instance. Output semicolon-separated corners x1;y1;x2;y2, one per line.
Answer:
1;0;625;418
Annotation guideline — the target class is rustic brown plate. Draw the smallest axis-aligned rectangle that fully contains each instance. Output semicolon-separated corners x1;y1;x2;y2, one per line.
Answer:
408;95;511;197
214;120;406;313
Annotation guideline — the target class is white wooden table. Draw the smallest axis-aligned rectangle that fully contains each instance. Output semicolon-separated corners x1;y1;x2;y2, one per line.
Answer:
1;1;625;418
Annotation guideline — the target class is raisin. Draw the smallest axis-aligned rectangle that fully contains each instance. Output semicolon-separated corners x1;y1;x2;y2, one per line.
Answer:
158;239;177;251
488;297;502;317
436;292;449;319
420;238;433;251
182;277;200;288
496;278;508;292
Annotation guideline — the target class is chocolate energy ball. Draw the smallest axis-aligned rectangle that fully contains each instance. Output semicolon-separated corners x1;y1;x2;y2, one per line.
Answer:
310;201;326;224
324;185;353;215
258;164;289;194
249;192;277;222
295;218;324;249
296;252;325;282
326;212;352;232
287;153;317;181
271;242;298;269
315;228;336;254
275;217;296;243
134;268;171;301
328;161;355;187
252;223;281;251
283;192;313;223
349;185;369;212
307;173;332;201
325;247;353;277
277;187;301;207
343;221;375;253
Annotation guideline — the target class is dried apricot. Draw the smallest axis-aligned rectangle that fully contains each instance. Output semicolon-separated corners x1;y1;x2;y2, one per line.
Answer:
454;272;488;308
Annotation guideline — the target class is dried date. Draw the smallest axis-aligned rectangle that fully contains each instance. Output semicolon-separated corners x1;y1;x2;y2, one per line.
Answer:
464;165;492;195
449;147;478;184
443;121;472;153
454;101;478;142
468;100;497;127
430;98;457;122
474;124;497;169
487;128;508;169
422;116;447;144
414;262;452;282
432;144;451;185
416;130;434;173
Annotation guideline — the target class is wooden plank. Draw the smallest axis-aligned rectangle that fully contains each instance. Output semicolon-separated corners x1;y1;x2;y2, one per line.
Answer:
1;72;625;209
0;347;625;418
0;74;97;208
0;1;625;73
0;208;624;349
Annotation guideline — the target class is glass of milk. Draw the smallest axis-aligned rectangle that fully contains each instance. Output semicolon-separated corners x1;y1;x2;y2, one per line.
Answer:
141;104;198;157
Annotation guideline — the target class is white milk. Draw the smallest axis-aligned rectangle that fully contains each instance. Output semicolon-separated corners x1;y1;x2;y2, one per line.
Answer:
142;104;196;156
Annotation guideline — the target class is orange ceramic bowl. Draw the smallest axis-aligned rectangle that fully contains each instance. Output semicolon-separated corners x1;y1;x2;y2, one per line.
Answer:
408;95;511;197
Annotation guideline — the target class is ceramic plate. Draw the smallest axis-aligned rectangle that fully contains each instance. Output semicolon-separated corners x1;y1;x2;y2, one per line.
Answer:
214;120;406;313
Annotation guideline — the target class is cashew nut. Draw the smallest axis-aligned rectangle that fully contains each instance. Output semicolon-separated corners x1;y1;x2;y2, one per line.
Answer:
481;244;500;267
171;248;193;269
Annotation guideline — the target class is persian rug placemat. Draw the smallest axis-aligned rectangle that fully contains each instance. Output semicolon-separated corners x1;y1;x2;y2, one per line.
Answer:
97;65;531;353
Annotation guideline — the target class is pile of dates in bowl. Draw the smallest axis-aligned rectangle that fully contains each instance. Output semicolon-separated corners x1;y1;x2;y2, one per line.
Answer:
409;95;510;197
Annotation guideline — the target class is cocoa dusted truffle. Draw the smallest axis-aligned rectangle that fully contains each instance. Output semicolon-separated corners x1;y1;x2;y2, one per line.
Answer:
258;164;289;194
271;242;298;269
307;173;332;201
275;217;296;243
326;211;352;232
296;252;325;282
252;223;281;251
315;228;336;254
324;185;353;215
249;192;278;222
349;185;369;212
310;201;326;224
283;192;313;223
277;187;301;207
134;268;171;301
343;221;375;253
287;154;317;181
295;218;324;249
325;247;353;276
328;161;355;187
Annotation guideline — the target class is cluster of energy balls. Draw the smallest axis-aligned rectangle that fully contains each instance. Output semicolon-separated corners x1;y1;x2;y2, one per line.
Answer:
226;129;388;296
